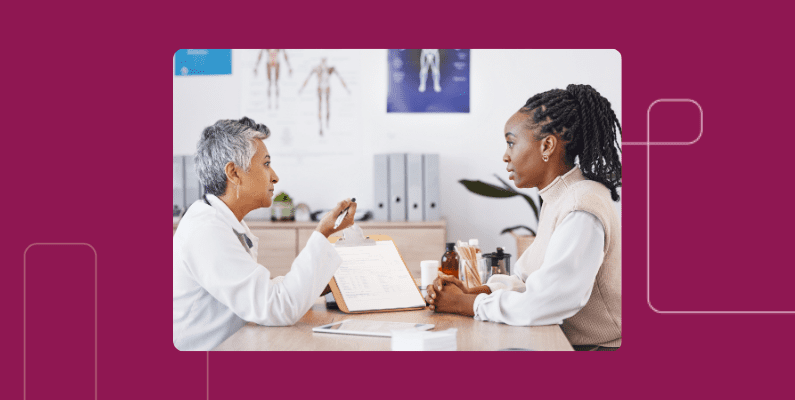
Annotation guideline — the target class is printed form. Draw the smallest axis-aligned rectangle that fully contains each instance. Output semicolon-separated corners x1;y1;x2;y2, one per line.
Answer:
333;241;425;312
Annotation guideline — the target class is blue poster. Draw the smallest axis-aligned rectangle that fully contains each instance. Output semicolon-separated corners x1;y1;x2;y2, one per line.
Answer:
174;49;232;76
387;49;470;113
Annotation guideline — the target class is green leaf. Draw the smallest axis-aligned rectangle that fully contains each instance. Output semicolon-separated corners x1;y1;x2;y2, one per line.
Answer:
500;225;536;236
492;174;518;193
273;192;292;202
459;179;520;198
493;174;539;219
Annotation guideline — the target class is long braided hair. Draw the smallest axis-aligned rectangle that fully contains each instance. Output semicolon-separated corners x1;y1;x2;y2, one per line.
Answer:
520;84;622;201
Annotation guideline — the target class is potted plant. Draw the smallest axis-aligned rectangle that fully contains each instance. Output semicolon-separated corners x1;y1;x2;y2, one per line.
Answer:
459;175;541;257
271;192;295;221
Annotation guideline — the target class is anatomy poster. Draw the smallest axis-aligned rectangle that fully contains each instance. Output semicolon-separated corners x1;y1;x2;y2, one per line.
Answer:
387;49;470;113
238;49;360;155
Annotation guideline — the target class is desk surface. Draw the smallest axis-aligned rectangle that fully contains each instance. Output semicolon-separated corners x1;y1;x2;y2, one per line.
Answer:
213;298;573;351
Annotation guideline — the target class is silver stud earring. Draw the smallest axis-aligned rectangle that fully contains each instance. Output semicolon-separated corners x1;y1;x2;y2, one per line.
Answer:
543;154;549;162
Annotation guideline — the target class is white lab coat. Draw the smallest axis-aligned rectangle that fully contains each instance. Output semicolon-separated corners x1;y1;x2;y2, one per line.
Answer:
173;194;342;351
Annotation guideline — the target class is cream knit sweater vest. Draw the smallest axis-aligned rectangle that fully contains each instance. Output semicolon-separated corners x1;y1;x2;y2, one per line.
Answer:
521;166;621;347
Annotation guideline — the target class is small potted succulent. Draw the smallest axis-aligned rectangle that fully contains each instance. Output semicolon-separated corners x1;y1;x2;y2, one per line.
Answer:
459;175;541;257
271;192;295;221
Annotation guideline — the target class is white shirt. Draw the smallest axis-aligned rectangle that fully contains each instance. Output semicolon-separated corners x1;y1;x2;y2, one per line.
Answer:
173;194;342;351
473;211;605;326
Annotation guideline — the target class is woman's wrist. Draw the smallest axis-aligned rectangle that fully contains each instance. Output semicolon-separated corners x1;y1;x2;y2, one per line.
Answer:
469;285;491;295
455;293;478;317
315;228;331;238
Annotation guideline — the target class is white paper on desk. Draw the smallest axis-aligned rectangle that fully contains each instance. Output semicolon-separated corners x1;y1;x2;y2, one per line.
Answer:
333;240;425;312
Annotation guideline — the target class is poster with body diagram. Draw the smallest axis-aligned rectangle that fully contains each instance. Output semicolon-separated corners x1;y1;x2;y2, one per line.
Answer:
238;49;360;156
387;49;470;113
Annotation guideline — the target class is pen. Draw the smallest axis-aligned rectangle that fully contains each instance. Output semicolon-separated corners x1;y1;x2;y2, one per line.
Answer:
333;198;356;229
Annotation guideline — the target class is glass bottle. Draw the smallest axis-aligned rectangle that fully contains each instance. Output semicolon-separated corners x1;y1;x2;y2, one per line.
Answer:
440;242;459;277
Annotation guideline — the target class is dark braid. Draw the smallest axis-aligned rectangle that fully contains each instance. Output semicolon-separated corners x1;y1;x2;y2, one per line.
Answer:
520;84;622;201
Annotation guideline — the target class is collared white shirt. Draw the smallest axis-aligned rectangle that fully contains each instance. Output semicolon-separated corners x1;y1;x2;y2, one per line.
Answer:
472;211;605;326
173;194;342;351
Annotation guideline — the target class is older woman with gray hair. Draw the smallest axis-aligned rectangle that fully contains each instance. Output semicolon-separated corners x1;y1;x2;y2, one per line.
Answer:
173;117;356;351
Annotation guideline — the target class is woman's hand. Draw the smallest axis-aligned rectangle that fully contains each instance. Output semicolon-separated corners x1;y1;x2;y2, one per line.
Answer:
425;280;466;313
315;198;357;238
425;272;484;316
432;272;469;294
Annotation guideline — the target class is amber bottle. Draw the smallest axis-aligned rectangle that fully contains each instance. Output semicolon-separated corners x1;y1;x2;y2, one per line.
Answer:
440;242;459;277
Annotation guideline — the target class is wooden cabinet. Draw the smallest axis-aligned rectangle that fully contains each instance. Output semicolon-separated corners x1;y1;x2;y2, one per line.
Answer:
175;220;447;279
249;227;297;277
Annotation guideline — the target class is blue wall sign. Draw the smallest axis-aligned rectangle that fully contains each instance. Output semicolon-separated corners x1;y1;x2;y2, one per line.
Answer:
174;49;232;76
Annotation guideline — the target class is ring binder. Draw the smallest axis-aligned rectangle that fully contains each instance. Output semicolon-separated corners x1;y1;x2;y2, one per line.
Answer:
407;153;424;221
389;153;407;221
373;154;390;221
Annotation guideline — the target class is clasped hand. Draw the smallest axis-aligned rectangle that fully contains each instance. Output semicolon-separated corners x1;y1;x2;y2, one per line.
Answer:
425;273;469;314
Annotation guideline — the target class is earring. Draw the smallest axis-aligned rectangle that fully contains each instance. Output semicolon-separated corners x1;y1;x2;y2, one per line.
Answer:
543;154;549;162
236;182;240;200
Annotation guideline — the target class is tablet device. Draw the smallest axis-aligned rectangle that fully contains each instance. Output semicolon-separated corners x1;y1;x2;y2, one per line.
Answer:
312;319;434;337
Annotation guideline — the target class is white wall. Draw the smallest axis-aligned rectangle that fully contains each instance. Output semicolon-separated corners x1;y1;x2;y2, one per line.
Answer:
174;49;621;258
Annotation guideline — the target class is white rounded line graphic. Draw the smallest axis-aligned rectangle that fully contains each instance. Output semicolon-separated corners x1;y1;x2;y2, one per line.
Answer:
625;99;703;146
24;243;98;399
641;101;795;313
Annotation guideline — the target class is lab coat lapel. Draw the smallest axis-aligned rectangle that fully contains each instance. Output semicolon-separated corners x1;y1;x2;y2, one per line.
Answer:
205;194;258;260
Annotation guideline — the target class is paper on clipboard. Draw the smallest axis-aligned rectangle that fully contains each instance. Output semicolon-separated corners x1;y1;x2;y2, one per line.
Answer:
331;226;425;312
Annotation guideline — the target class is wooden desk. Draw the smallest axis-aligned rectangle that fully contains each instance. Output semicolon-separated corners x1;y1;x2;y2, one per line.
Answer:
213;297;573;351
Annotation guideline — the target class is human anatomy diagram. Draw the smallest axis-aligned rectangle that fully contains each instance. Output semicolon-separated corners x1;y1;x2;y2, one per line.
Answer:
299;57;350;136
254;49;292;109
419;49;441;93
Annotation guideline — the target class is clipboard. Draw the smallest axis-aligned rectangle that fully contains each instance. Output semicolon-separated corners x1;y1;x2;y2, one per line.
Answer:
327;226;425;314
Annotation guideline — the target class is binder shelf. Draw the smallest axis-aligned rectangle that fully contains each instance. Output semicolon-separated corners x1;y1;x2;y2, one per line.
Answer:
373;153;440;222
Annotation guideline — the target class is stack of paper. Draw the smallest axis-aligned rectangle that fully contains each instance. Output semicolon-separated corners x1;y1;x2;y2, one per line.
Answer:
391;328;457;351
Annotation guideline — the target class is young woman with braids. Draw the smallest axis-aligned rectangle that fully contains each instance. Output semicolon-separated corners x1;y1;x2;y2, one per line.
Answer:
426;84;622;350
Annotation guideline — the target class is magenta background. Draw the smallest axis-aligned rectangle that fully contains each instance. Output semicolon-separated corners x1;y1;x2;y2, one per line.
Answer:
3;2;794;399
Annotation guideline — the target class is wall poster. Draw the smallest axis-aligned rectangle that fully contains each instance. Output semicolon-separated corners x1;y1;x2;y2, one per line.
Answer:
387;49;470;113
238;49;360;155
174;49;232;76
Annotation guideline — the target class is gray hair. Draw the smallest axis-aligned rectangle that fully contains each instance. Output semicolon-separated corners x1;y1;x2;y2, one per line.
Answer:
195;117;271;197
